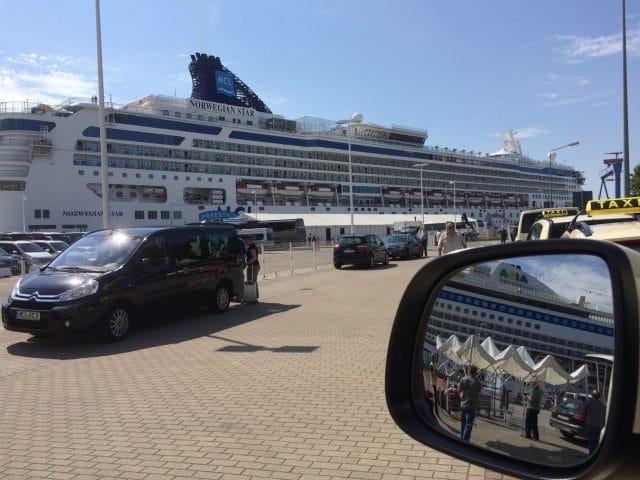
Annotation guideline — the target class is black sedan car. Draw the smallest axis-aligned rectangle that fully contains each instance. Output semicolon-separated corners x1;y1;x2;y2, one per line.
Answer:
384;233;424;259
333;234;389;269
549;398;586;439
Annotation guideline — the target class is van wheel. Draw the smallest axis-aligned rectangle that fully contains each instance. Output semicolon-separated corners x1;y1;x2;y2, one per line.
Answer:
103;303;131;341
334;262;342;269
210;283;232;313
560;430;575;439
383;252;389;265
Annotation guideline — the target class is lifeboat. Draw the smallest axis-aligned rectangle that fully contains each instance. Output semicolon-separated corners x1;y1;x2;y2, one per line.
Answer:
307;185;335;198
403;189;423;201
382;188;403;200
427;190;445;203
504;194;517;204
275;183;305;196
487;193;503;205
236;180;269;196
467;193;485;204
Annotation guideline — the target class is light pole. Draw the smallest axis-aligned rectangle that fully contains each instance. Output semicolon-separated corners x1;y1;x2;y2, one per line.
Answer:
449;181;456;226
547;141;579;207
413;163;429;226
251;190;257;219
21;196;27;231
336;113;363;234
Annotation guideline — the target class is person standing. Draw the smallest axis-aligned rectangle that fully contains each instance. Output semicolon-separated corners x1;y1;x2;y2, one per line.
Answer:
583;390;606;454
438;222;467;256
457;365;481;442
419;229;429;257
245;236;260;301
428;353;439;415
524;382;543;440
499;226;508;244
434;229;442;247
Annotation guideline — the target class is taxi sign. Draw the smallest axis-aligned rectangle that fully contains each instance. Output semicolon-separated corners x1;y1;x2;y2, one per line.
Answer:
539;209;576;218
586;197;640;215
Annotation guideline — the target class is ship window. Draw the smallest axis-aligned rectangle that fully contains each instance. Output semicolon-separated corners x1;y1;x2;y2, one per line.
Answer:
175;112;181;118
161;211;170;220
93;171;99;176
219;116;225;121
186;114;192;119
148;211;157;220
208;117;214;122
35;210;41;218
135;211;144;219
136;173;141;178
122;173;127;178
174;176;178;180
79;170;84;175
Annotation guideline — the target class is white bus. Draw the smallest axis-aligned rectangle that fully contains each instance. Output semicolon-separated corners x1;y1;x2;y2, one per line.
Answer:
237;227;275;248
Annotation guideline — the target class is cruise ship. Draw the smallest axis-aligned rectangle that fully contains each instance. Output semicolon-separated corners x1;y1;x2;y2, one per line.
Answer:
0;52;585;233
425;258;614;382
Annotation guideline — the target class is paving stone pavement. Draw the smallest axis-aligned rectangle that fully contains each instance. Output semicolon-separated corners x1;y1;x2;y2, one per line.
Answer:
0;256;512;480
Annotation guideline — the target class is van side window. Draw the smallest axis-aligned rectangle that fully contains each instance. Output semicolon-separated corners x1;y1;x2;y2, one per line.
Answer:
171;233;207;265
138;236;168;266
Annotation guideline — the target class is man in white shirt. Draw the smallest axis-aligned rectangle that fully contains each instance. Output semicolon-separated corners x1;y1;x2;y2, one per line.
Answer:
438;221;467;255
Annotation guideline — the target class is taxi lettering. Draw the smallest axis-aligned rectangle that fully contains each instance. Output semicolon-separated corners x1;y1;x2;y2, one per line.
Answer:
540;209;571;218
587;196;640;215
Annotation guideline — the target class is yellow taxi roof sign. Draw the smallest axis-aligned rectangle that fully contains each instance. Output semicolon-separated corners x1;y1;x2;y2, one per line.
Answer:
586;197;640;215
539;208;576;218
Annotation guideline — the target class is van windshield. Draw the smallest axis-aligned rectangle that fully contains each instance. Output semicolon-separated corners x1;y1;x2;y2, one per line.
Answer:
49;232;142;271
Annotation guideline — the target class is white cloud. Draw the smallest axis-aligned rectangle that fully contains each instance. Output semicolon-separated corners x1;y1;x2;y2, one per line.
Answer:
555;29;640;63
1;53;97;103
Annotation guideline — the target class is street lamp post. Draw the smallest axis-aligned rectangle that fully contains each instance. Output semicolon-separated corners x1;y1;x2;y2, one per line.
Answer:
21;196;27;231
449;181;456;226
413;163;430;226
251;190;257;219
336;113;363;234
547;141;579;207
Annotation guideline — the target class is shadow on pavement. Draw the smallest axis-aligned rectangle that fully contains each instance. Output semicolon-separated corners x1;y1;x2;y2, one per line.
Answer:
6;301;305;360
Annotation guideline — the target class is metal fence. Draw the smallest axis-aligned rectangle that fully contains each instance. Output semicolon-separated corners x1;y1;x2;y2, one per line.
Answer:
0;245;336;303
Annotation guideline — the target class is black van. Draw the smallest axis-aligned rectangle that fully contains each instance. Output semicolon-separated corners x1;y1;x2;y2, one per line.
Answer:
2;225;245;341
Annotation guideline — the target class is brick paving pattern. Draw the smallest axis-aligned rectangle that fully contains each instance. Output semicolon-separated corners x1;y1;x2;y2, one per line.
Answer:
1;246;512;479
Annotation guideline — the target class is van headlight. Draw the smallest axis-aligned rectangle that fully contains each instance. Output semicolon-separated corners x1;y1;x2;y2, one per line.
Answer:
59;279;99;301
10;279;22;299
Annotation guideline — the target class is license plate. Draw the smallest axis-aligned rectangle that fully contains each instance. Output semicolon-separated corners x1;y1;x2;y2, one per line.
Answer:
557;415;569;421
344;249;354;253
17;310;40;321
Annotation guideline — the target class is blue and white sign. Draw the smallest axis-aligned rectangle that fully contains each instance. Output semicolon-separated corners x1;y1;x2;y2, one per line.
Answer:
199;209;241;221
215;70;235;97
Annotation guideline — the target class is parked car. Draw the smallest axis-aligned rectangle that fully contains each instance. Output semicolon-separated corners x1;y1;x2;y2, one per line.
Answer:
333;234;389;269
0;240;54;273
32;240;69;256
549;398;587;439
2;225;246;341
384;233;424;259
0;246;21;277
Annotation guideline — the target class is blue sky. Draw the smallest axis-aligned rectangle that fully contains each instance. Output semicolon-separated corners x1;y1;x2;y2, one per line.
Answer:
1;0;637;196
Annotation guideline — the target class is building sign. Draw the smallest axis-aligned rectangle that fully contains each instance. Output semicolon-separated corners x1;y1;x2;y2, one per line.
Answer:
215;70;235;98
199;210;241;221
63;210;123;217
188;98;256;119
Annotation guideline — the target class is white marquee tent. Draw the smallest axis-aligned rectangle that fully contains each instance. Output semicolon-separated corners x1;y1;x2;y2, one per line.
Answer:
435;334;590;386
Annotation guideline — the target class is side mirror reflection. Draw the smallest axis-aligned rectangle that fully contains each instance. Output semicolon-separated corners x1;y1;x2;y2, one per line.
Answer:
420;254;613;467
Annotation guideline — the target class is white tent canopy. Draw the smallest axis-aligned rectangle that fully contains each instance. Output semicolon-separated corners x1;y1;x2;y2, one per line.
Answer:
435;334;590;386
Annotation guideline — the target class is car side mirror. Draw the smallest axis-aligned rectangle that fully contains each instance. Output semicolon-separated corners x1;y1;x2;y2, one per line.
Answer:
386;240;640;479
